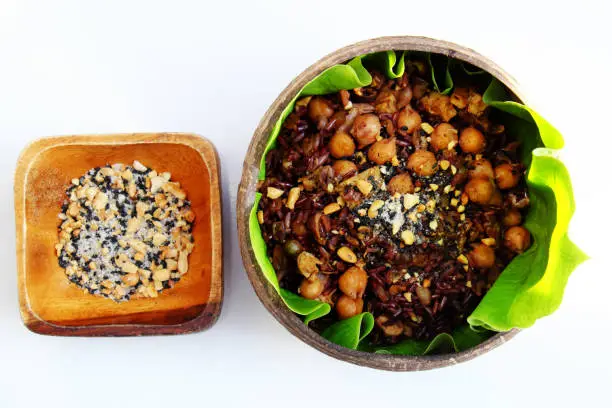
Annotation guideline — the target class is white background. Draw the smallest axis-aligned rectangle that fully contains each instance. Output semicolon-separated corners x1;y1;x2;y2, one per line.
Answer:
1;1;611;407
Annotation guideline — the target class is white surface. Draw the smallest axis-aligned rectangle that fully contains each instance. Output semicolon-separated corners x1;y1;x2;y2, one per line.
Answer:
1;1;611;407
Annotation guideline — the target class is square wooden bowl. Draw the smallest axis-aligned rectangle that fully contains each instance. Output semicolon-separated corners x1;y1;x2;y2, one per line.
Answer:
15;133;223;336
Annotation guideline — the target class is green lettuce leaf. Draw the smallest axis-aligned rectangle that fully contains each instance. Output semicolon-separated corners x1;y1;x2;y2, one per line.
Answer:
248;51;585;354
365;325;493;355
428;53;454;95
461;61;487;76
467;79;588;331
322;313;375;349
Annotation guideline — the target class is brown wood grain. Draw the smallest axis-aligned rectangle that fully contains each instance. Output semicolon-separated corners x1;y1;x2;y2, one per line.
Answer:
15;133;223;336
237;36;520;371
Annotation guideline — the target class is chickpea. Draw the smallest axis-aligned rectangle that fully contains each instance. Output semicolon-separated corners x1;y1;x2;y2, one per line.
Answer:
420;92;457;122
368;137;397;165
332;160;357;179
488;188;503;206
495;163;520;190
415;286;432;306
376;315;404;337
387;173;414;195
465;177;494;205
329;130;356;159
450;87;468;109
338;266;368;299
284;239;303;257
328;110;347;130
407;150;437;177
382;323;404;337
503;209;522;227
397;106;422;137
299;276;324;300
459;127;486;154
468;243;496;269
504;226;531;253
351;113;381;147
375;90;397;113
336;295;364;320
307;97;334;125
430;123;458;152
412;78;429;99
469;158;494;180
396;86;413;109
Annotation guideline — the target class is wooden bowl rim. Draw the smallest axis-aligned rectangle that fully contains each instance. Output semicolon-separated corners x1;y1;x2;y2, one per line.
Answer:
237;36;520;371
15;132;224;336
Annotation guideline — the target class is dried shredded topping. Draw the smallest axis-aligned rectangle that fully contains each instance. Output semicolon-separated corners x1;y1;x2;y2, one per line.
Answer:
56;161;195;301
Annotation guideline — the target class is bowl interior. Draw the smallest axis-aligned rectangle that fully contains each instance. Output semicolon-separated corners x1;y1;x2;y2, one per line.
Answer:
22;139;213;327
238;36;522;370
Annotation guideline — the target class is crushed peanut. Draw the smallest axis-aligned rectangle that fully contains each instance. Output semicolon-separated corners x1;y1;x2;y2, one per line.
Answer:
267;187;284;199
368;200;385;218
401;230;415;245
286;187;301;210
420;123;434;134
403;193;419;210
481;238;496;246
323;203;341;215
457;254;469;264
297;251;321;279
337;247;358;263
355;180;373;196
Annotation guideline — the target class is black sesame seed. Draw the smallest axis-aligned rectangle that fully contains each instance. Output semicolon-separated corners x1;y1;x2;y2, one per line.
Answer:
58;256;69;268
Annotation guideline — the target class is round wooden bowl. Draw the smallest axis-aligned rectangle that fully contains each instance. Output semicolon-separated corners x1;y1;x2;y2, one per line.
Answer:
237;36;520;371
